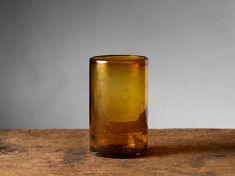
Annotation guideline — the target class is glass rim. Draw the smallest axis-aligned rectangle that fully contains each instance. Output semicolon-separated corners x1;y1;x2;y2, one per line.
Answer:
90;55;148;61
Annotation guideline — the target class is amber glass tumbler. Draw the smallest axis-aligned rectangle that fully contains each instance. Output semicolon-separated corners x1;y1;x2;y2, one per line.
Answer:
89;55;148;157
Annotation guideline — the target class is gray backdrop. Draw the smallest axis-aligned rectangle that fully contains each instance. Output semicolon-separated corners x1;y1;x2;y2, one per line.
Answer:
1;0;235;129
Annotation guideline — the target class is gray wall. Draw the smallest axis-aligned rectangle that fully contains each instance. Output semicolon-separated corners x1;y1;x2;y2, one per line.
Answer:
1;0;235;128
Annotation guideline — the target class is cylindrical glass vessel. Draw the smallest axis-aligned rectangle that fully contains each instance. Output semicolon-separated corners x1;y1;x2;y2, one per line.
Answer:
89;55;148;158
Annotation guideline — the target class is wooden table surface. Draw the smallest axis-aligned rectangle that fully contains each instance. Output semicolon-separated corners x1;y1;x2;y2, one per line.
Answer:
0;129;235;176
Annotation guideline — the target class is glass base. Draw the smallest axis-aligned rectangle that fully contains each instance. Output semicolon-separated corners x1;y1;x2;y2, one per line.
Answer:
90;145;147;158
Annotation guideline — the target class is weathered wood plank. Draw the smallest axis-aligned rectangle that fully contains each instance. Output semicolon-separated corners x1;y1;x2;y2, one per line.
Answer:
0;129;235;175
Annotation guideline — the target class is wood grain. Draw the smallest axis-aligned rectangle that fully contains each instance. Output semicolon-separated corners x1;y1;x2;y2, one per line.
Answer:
0;129;235;175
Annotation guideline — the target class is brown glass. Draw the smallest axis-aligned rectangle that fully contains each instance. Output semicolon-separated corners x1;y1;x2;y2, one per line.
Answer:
89;55;148;158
